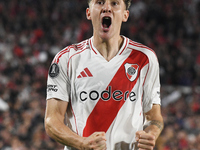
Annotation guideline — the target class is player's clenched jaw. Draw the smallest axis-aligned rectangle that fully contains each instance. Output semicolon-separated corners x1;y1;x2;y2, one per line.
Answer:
86;0;129;41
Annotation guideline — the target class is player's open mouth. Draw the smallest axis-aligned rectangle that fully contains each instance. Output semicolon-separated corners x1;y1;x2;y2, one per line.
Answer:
102;16;111;30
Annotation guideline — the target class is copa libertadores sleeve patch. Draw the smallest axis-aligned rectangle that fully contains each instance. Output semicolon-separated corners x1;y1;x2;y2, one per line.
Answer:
48;63;60;78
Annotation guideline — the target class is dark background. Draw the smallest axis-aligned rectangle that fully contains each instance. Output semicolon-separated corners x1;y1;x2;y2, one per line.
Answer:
0;0;200;149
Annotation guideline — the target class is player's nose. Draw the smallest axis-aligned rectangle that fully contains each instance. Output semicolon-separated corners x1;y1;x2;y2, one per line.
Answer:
102;1;112;13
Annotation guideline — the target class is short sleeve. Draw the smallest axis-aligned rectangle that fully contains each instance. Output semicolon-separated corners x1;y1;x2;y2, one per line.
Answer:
142;52;161;113
46;53;70;102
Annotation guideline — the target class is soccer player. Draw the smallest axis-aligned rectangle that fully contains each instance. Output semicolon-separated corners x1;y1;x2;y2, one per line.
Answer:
44;0;164;150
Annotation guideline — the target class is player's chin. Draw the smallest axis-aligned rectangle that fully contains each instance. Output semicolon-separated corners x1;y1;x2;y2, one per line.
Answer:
99;32;113;41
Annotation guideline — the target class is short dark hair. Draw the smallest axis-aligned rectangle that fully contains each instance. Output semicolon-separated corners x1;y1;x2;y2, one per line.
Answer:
87;0;131;10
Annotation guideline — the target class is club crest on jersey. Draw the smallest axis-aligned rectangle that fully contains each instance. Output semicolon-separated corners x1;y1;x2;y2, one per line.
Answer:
49;63;59;78
124;63;139;82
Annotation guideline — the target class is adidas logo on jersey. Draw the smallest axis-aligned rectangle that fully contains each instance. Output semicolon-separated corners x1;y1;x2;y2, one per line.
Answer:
77;68;93;78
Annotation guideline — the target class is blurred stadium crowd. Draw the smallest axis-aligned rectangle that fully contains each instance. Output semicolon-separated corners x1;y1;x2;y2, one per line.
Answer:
0;0;200;149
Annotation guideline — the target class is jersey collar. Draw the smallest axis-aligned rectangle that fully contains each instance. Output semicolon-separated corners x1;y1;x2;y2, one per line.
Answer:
89;36;129;56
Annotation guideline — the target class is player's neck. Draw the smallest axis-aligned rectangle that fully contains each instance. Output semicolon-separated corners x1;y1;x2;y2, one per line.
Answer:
92;35;124;61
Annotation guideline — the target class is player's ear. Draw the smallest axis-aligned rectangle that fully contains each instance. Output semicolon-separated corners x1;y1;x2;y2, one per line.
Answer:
122;10;129;22
86;8;91;20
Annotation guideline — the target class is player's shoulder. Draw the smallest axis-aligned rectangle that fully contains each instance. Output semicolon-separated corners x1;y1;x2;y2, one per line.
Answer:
60;39;89;56
52;39;90;64
128;38;155;55
127;38;158;60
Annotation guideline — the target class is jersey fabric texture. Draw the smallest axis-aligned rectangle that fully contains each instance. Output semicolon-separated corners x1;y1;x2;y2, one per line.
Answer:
46;36;161;150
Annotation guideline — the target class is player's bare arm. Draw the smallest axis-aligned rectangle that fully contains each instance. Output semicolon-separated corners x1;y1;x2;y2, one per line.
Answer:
143;104;164;139
136;104;164;150
45;98;107;150
146;120;164;131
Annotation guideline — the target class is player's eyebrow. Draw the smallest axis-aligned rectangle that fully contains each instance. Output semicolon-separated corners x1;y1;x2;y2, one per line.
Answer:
95;0;105;3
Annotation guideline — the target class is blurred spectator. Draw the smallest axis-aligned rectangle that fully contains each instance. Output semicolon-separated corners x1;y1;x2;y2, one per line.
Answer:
0;0;199;149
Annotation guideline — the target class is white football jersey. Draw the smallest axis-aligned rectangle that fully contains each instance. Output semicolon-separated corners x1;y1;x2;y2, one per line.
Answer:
46;36;161;150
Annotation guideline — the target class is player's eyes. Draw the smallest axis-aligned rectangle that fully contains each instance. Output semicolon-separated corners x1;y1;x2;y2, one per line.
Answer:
112;1;117;5
96;0;104;5
95;0;119;6
111;0;119;6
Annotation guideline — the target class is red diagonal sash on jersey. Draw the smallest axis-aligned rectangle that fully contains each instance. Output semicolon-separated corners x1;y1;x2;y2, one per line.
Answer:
83;50;148;137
